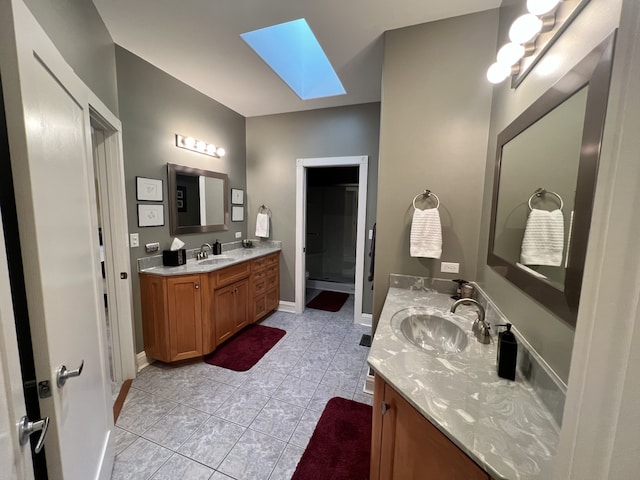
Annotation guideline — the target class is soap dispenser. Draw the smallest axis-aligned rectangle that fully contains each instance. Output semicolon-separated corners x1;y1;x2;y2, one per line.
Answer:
213;239;222;255
496;323;517;381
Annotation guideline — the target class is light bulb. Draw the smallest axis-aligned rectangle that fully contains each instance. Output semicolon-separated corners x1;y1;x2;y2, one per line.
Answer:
509;14;543;44
527;0;560;16
196;140;206;152
497;43;526;66
184;136;196;149
216;147;226;157
486;62;512;84
206;144;217;155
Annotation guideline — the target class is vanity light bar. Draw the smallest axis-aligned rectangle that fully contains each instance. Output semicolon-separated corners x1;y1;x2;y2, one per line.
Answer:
486;0;562;85
175;134;226;158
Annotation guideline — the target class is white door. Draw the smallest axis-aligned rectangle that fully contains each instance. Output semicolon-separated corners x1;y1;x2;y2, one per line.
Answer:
0;211;35;480
0;1;114;479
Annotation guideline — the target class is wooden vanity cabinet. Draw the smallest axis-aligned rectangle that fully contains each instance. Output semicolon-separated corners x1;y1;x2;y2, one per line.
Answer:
251;252;280;323
140;273;203;363
140;252;280;363
371;375;490;480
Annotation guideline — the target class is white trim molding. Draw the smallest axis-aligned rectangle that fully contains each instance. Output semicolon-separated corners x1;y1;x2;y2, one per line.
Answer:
295;156;368;325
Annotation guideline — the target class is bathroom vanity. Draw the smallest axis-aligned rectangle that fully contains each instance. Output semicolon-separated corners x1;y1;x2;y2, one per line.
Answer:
368;275;561;480
139;248;280;363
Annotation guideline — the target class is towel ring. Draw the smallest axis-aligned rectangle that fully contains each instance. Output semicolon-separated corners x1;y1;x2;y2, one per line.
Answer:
528;188;563;211
412;190;440;210
258;204;272;217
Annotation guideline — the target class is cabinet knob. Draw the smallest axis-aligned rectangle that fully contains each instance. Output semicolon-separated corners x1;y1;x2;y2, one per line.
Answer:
381;402;390;415
195;283;200;289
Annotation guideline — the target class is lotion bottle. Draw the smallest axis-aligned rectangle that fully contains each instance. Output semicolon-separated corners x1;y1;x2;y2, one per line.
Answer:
496;323;517;381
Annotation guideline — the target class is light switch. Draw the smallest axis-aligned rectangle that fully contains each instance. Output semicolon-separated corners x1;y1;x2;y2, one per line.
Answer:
129;233;139;248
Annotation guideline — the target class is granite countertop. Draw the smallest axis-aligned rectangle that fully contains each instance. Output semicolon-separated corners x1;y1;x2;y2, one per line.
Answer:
368;285;559;480
138;245;281;276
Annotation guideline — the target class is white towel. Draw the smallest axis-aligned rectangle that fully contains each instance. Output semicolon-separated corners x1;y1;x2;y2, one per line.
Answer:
255;212;270;238
520;209;564;266
410;208;442;258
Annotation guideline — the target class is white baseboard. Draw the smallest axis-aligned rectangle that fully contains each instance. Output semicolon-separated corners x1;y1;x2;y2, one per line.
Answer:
359;313;372;327
363;372;375;395
278;300;296;313
136;351;153;372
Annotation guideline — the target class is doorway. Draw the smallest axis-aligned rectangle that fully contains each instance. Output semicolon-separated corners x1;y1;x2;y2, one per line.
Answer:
89;110;137;392
305;166;359;294
295;156;368;324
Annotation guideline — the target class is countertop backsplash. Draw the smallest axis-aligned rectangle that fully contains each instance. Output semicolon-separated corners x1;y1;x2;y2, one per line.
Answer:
137;239;282;272
388;274;566;428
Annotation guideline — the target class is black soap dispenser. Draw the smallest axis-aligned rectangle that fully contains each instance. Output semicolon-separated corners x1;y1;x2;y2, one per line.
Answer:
496;323;517;381
213;239;222;255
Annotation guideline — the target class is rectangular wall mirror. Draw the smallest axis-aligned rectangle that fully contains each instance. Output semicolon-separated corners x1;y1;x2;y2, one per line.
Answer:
487;32;616;327
167;163;229;235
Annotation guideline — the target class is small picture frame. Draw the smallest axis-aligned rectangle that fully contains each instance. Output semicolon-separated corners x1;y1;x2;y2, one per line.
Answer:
136;177;163;202
231;205;244;222
231;188;244;205
176;186;187;212
137;204;165;227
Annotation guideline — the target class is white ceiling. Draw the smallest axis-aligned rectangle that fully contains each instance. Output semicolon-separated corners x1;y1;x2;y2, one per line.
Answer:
92;0;500;117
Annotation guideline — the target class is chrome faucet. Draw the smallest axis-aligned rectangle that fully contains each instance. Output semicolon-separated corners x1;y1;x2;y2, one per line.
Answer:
197;243;212;260
450;298;491;344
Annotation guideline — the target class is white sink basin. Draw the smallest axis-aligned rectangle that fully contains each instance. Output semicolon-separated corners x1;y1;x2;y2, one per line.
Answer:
198;256;233;265
391;307;468;355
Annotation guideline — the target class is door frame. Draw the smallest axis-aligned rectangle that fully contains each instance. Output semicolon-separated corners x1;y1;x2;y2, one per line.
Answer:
295;156;368;324
89;103;137;383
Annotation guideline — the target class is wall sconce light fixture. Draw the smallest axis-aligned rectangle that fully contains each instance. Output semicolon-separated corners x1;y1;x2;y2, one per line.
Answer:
175;134;226;158
487;0;590;86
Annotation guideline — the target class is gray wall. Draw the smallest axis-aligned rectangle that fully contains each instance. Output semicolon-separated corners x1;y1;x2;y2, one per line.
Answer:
373;10;499;327
115;47;247;352
245;103;381;314
476;0;622;383
23;0;119;114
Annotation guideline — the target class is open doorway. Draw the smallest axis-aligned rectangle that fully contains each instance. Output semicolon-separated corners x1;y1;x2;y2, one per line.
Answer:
305;166;359;295
295;156;368;324
89;109;137;401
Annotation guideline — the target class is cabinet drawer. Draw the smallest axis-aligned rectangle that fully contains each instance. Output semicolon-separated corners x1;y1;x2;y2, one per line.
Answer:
266;288;279;311
266;264;278;276
266;253;279;265
212;262;251;287
254;278;267;295
252;256;268;271
253;295;267;321
266;273;278;289
252;270;266;283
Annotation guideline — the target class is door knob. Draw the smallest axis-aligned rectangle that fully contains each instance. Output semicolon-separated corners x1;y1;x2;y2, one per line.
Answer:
381;402;390;415
18;415;49;453
56;359;84;388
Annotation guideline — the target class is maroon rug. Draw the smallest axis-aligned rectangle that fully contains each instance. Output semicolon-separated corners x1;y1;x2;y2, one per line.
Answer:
306;291;349;312
292;397;372;480
203;324;285;371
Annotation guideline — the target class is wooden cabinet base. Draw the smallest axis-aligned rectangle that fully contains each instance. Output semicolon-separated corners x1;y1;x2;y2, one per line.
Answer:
141;252;280;363
371;375;490;480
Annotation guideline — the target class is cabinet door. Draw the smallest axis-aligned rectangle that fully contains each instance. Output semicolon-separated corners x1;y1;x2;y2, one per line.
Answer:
166;275;203;362
373;376;489;480
215;283;236;345
233;279;249;330
140;274;170;362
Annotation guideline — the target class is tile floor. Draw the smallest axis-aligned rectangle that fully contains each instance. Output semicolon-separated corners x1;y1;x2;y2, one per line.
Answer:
112;294;373;480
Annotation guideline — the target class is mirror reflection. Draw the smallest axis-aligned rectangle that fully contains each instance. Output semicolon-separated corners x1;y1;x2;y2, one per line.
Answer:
492;87;588;291
167;163;229;235
487;32;615;326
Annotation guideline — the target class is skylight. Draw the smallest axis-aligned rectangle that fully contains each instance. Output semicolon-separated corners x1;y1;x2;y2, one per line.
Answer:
241;18;346;100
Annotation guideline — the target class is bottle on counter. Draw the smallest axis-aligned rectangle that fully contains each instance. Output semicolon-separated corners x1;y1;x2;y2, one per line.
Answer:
213;239;222;255
496;323;517;381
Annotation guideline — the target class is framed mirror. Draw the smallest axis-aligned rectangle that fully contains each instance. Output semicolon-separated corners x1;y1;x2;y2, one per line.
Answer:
167;163;229;235
487;32;616;326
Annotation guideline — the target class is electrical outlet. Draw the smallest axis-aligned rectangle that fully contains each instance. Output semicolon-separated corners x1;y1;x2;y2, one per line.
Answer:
235;232;242;239
129;233;139;248
145;242;160;253
441;262;459;274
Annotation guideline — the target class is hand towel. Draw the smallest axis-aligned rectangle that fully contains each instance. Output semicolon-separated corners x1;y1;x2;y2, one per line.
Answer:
255;212;270;238
410;208;442;258
520;209;564;266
